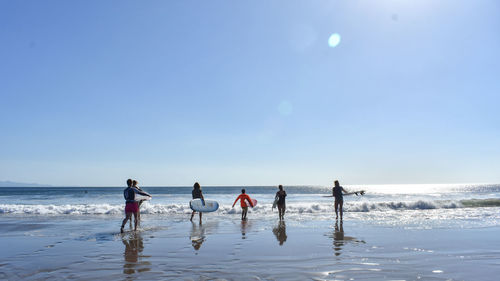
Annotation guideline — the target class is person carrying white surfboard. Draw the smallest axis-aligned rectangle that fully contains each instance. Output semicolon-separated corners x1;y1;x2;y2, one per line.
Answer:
190;182;205;223
332;180;348;220
275;185;287;221
232;189;255;220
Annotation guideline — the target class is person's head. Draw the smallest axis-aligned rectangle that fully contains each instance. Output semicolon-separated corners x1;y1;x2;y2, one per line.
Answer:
334;180;340;187
278;185;283;191
126;179;132;187
241;189;246;194
132;180;138;187
194;182;201;190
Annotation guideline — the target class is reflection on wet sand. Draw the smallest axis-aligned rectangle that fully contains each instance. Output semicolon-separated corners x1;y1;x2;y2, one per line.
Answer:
122;232;151;275
240;219;252;239
190;222;206;251
332;220;365;256
272;221;287;246
189;221;219;251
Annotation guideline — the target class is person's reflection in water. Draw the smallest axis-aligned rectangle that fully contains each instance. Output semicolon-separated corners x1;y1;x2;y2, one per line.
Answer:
190;221;206;252
122;232;151;275
272;221;287;246
240;219;252;239
332;220;365;256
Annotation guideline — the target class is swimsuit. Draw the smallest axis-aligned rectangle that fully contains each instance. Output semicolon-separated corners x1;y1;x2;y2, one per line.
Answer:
276;191;286;206
123;187;150;213
333;186;343;201
125;202;139;213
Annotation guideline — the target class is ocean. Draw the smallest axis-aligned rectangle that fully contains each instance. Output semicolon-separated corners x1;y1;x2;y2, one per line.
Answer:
1;184;499;280
1;184;499;227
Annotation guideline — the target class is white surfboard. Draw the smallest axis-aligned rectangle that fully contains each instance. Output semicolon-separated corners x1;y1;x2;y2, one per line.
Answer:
272;197;278;209
190;199;219;212
135;194;152;201
322;190;365;197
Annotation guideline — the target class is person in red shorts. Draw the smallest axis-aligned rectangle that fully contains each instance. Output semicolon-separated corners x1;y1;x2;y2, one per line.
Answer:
232;189;254;220
121;179;151;233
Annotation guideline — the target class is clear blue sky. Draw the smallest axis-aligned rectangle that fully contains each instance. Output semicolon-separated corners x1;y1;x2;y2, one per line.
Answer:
1;1;499;186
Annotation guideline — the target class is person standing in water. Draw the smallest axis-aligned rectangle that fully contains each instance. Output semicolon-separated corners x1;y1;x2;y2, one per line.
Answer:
121;179;151;233
190;182;205;223
232;189;254;220
132;180;150;226
275;185;287;220
332;180;348;220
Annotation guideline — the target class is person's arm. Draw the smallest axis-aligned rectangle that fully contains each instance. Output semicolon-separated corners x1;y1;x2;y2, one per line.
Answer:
341;187;348;194
247;195;254;207
232;195;240;207
135;189;151;197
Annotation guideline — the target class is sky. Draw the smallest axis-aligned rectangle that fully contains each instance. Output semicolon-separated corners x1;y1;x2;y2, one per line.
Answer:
1;0;499;186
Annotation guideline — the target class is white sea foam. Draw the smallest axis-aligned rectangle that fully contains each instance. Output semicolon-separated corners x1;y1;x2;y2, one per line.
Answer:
1;198;499;216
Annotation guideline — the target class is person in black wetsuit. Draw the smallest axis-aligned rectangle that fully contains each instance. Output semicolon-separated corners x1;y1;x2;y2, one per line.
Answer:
275;185;287;220
190;182;204;223
332;180;348;220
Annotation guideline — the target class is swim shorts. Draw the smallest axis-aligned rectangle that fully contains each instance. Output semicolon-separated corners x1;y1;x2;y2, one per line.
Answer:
125;202;139;213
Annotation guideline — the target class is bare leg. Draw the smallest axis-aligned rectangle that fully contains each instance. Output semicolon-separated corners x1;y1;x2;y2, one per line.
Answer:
339;201;344;220
190;211;195;221
334;200;339;219
133;212;138;231
199;212;202;224
121;213;131;233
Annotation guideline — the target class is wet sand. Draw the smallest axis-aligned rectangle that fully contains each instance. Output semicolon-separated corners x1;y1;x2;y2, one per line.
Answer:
0;215;499;280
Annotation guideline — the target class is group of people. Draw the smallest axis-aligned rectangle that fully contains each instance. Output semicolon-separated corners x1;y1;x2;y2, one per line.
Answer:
121;179;152;233
121;179;350;232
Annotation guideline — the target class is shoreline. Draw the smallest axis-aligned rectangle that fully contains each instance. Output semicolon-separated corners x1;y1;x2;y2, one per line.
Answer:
1;215;499;280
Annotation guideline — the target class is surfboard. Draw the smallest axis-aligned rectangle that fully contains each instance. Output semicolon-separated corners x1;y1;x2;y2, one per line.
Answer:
250;198;257;208
135;194;152;201
190;199;219;212
322;190;365;197
272;197;278;209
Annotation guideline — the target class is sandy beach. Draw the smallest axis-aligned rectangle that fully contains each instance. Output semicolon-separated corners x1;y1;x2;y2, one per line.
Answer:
1;213;499;280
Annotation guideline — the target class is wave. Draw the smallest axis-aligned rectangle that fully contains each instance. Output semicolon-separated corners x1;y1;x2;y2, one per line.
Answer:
1;198;499;215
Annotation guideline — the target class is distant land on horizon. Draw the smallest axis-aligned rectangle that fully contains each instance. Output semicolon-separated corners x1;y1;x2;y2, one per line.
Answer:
0;181;52;187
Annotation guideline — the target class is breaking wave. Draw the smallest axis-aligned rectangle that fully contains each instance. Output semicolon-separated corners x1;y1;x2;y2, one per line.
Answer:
1;198;499;215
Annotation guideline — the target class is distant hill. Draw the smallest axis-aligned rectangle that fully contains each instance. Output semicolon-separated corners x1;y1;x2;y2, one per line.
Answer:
0;181;52;187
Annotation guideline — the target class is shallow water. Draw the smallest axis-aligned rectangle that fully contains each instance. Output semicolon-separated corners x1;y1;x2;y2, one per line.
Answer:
1;184;500;280
0;215;499;280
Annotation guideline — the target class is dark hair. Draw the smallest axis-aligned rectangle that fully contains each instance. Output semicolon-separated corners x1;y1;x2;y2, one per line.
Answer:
132;180;138;186
127;179;132;187
279;185;283;191
194;182;201;190
334;180;339;186
241;189;246;194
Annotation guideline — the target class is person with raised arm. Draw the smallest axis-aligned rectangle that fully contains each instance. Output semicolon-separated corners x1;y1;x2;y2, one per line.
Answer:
332;180;348;220
232;189;254;220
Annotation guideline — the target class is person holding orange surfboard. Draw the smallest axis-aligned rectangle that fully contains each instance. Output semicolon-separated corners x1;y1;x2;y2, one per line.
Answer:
232;189;255;220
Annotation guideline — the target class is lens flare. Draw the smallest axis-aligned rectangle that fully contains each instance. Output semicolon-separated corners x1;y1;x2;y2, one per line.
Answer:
328;33;341;48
